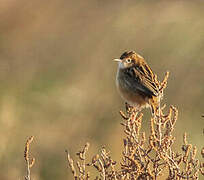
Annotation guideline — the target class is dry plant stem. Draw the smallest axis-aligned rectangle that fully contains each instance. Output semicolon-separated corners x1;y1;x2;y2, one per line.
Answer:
98;158;105;180
24;136;35;180
65;150;78;179
76;142;90;179
65;143;90;180
25;160;31;180
157;72;169;147
157;97;162;147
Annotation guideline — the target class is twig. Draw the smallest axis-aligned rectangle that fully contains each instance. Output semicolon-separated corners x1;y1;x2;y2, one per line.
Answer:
24;136;35;180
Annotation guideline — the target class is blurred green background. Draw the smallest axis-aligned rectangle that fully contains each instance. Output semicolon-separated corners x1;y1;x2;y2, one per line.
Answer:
0;0;203;179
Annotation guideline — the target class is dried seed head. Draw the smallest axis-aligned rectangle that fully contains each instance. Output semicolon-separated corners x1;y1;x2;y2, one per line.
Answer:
92;154;100;164
24;136;34;162
183;133;187;145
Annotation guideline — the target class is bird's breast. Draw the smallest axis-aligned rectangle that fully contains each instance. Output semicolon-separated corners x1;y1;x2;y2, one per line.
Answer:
116;69;149;107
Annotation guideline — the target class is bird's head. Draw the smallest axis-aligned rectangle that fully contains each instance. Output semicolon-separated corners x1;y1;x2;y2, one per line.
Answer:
114;51;144;69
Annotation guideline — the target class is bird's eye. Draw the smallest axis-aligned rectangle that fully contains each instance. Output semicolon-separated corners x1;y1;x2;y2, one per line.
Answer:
126;59;131;63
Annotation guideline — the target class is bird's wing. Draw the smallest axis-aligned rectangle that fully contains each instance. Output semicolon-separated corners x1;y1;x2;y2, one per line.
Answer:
124;64;159;97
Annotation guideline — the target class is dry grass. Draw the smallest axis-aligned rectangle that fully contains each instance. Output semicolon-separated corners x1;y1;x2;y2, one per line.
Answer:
23;72;204;180
24;136;35;180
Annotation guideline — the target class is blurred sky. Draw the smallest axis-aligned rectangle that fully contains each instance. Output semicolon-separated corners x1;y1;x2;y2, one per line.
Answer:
0;0;204;179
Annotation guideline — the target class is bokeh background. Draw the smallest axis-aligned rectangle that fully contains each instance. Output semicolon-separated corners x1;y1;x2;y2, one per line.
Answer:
0;0;204;179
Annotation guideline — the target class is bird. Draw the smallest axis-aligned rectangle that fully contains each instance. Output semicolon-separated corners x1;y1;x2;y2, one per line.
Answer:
114;51;160;114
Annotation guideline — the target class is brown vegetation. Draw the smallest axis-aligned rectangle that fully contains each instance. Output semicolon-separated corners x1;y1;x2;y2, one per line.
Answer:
64;72;204;180
24;136;35;180
23;72;204;179
23;70;204;180
24;72;204;180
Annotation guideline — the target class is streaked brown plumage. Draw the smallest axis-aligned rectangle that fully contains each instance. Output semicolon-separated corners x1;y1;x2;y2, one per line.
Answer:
114;51;159;113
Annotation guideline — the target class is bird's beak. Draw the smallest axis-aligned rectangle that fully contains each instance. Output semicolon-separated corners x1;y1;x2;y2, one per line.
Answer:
113;59;122;62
